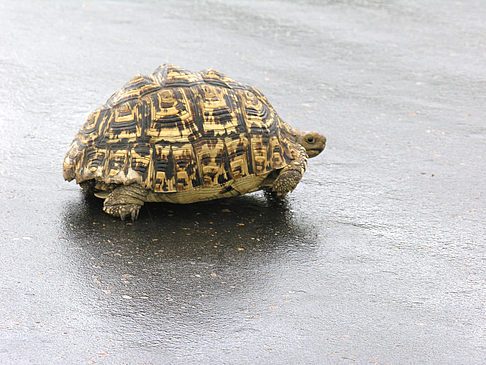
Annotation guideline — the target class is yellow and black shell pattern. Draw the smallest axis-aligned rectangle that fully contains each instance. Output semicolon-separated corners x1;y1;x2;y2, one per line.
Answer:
63;65;300;193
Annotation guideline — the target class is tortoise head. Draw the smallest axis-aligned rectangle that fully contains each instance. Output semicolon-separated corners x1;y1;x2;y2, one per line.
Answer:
295;130;326;158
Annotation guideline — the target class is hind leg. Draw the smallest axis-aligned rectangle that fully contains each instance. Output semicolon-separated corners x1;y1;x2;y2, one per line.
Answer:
103;184;148;220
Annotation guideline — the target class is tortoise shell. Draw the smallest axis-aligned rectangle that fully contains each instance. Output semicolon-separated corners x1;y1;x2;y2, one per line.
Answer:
63;65;302;194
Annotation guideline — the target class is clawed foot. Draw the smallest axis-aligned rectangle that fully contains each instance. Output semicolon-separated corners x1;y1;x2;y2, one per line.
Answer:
103;203;141;221
271;169;302;196
102;184;147;220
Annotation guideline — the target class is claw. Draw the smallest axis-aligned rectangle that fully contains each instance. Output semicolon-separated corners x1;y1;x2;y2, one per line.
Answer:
130;207;139;221
102;204;141;221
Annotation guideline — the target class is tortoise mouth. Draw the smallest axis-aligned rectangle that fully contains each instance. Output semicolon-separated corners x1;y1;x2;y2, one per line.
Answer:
307;147;324;157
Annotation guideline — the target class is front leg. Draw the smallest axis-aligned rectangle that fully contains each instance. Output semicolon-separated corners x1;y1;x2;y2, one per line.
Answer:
271;147;308;196
103;184;148;221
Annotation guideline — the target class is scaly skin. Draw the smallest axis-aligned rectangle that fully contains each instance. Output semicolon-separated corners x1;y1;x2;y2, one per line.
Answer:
103;184;148;220
271;145;308;196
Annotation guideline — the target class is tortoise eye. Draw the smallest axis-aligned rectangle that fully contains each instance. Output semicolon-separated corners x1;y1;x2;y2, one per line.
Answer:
306;136;315;144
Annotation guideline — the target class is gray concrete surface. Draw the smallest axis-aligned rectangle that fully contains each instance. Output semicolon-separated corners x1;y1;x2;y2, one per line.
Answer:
1;0;485;363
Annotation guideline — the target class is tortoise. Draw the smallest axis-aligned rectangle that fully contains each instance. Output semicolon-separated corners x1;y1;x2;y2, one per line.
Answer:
63;65;326;220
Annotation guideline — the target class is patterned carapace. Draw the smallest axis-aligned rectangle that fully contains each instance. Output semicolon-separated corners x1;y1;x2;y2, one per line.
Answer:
63;65;302;193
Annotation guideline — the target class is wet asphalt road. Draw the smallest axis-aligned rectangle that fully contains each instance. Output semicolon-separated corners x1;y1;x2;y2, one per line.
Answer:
1;0;486;364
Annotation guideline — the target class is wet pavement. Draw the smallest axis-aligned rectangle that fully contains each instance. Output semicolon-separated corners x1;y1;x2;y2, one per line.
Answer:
1;0;486;363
